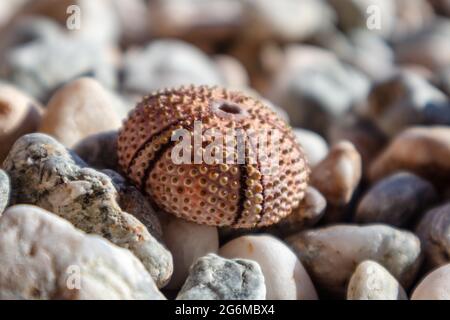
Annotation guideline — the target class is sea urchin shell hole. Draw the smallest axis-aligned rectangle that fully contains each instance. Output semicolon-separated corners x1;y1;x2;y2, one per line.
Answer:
211;99;249;120
117;85;310;228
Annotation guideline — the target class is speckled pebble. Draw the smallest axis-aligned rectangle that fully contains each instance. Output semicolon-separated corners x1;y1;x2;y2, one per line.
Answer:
411;264;450;300
0;170;10;215
3;133;173;287
347;260;407;300
176;253;265;300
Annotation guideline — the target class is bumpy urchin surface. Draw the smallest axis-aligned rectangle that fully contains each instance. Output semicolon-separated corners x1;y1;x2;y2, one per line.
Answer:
118;85;309;228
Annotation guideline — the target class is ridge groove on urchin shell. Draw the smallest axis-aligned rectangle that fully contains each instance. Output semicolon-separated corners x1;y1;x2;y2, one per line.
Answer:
118;85;309;228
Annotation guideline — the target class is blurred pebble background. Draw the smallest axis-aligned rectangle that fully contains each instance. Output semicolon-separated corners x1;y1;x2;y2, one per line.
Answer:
0;0;450;300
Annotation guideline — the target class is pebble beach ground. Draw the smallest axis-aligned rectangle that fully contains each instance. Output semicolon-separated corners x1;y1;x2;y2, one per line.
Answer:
0;0;450;300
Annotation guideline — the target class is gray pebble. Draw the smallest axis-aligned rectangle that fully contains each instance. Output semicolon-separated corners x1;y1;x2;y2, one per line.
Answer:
0;19;116;102
355;172;437;227
73;131;119;170
121;39;224;95
416;203;450;270
0;170;10;214
176;254;266;300
3;133;173;287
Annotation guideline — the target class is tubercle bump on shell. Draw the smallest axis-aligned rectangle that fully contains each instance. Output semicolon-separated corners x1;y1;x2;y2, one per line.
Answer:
117;85;309;228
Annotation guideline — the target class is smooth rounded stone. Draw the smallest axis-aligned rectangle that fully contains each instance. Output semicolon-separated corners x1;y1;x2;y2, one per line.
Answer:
415;203;450;270
176;253;265;300
262;187;326;237
3;133;173;288
328;114;387;176
121;40;225;95
328;0;396;38
294;128;329;167
214;55;249;88
310;141;362;222
355;172;437;227
148;0;245;41
391;0;435;40
219;235;318;300
395;19;450;72
244;0;335;41
163;216;219;290
39;78;122;147
0;23;116;102
269;45;370;134
17;0;120;45
103;169;163;240
0;82;42;162
73;131;118;170
0;205;165;300
365;71;450;137
0;170;10;214
369;126;450;185
411;264;450;300
347;260;407;300
287;224;422;297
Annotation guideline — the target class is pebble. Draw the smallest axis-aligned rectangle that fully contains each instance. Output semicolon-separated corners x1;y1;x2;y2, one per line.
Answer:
39;78;122;147
269;45;370;134
327;0;395;38
0;82;43;162
369;126;450;185
214;54;249;88
73;131;119;170
162;216;219;290
395;19;450;72
293;128;329;167
0;205;165;300
287;224;422;297
121;40;225;95
0;21;116;102
355;172;437;227
219;235;318;300
3;133;173;288
18;0;121;45
365;71;450;137
310;141;362;222
0;170;10;215
328;114;387;176
347;260;407;300
415;203;450;270
262;187;326;237
411;264;450;300
244;0;335;42
176;253;265;300
103;169;163;240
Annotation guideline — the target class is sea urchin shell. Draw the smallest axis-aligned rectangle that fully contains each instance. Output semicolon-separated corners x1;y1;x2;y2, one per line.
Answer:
117;85;309;228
